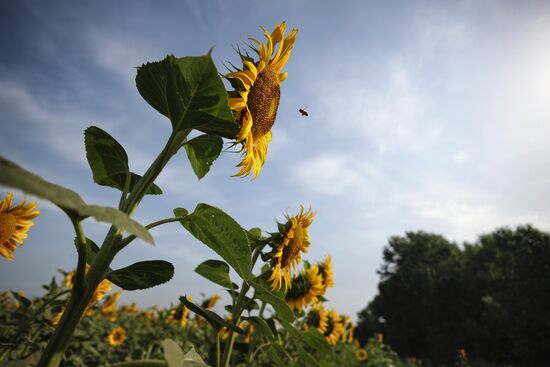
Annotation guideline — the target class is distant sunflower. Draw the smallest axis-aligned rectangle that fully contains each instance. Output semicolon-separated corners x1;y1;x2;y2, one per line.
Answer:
267;206;316;291
108;326;126;347
165;297;191;328
341;315;355;343
356;348;368;361
285;265;324;310
317;255;334;294
102;291;122;321
324;308;345;345
305;303;329;334
226;21;299;177
0;193;40;261
205;294;221;309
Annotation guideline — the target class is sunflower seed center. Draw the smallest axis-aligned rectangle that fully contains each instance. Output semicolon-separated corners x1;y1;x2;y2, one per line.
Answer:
0;213;16;244
249;66;280;139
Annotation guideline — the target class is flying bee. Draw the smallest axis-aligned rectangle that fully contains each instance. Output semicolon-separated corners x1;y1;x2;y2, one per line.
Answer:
298;106;309;117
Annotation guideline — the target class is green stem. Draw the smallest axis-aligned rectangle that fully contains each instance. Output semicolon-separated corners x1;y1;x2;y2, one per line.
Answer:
220;246;265;367
216;333;221;367
37;130;189;367
118;215;189;250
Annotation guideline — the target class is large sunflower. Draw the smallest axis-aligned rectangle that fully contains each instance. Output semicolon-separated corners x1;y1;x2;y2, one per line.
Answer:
285;265;324;310
267;206;316;291
226;21;299;177
0;192;40;261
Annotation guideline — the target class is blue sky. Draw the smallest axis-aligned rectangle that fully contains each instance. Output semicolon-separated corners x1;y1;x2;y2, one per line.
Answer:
1;1;550;319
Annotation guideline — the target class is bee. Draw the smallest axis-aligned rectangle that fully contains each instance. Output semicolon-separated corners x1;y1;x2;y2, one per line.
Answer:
298;106;309;117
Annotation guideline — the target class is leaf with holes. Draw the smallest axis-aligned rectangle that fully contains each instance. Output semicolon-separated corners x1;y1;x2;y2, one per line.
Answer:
179;204;252;281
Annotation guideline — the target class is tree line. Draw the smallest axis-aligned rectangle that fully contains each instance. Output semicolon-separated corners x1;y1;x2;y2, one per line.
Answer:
355;225;550;366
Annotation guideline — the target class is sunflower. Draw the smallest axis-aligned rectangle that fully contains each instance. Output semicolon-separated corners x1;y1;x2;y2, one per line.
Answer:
121;302;139;314
305;303;329;334
226;21;299;177
165;298;191;328
317;255;334;294
324;308;345;345
0;193;40;261
285;265;324;310
340;315;355;343
267;206;316;291
102;291;122;321
356;348;368;362
108;326;126;347
204;294;221;309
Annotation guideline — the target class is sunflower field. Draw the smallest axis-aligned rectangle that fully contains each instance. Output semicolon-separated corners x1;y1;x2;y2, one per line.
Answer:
0;21;467;367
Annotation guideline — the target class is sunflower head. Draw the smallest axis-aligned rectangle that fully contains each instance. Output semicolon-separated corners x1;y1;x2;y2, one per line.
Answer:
305;303;329;334
226;21;299;177
317;255;334;293
285;265;324;310
0;193;40;261
204;294;221;309
165;297;191;328
356;348;368;362
324;309;345;345
108;326;126;347
102;291;122;317
267;206;316;291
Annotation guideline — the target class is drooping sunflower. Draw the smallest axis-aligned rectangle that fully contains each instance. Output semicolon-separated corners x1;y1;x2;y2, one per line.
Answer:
226;21;299;177
317;255;334;294
305;303;329;334
267;206;316;291
285;265;324;310
324;308;345;345
108;326;126;347
0;192;40;261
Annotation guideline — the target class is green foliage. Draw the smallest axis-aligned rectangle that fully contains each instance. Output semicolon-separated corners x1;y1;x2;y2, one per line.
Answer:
194;260;233;289
178;204;252;281
357;225;550;366
183;134;223;179
178;296;244;334
251;278;295;322
107;261;175;291
135;54;238;138
162;339;207;367
0;156;154;245
84;126;162;195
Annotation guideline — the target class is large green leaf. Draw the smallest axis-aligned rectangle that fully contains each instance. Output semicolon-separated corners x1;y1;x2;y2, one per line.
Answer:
178;204;252;280
250;278;295;322
136;54;238;139
0;156;154;244
179;296;244;334
85;126;162;195
162;340;208;367
243;316;274;339
194;259;233;289
106;260;174;290
183;134;223;179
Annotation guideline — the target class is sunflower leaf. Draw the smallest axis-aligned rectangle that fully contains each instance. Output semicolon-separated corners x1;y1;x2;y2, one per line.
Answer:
106;260;174;290
250;278;295;322
243;316;275;339
85;126;162;195
0;156;154;244
178;204;252;281
194;260;234;289
136;54;238;139
183;134;223;179
179;296;245;334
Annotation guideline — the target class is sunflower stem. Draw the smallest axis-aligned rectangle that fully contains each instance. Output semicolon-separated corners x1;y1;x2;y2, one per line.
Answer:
37;130;189;367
